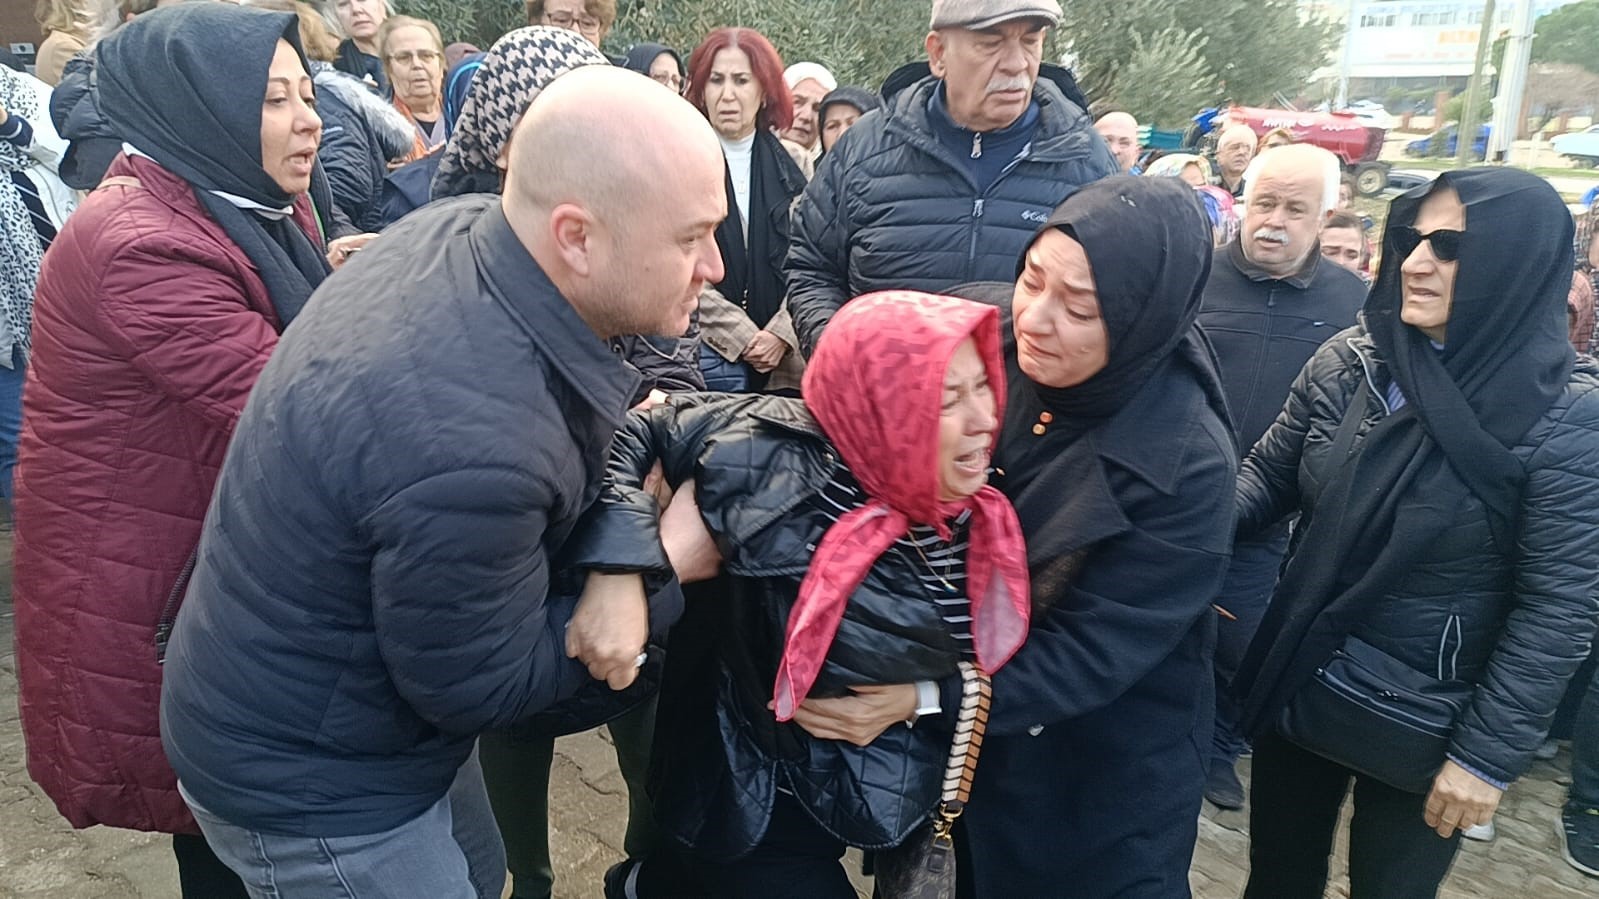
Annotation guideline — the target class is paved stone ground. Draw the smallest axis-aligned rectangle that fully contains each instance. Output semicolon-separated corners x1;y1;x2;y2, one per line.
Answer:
1;521;1593;897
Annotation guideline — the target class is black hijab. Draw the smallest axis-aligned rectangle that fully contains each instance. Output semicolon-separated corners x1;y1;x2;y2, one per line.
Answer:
621;43;683;81
97;4;331;329
965;176;1229;579
1235;168;1576;736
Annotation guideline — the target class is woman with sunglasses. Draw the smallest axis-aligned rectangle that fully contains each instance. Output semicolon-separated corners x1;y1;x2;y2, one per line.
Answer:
1231;168;1599;897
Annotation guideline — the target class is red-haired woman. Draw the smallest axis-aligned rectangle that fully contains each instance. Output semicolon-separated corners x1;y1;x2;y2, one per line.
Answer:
685;27;807;393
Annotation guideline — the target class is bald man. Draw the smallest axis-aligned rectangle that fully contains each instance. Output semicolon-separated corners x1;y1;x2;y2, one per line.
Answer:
158;68;726;897
1196;143;1366;811
1094;110;1141;172
1215;122;1258;197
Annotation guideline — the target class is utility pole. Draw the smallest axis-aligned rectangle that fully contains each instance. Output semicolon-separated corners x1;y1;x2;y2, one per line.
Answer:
1488;0;1535;163
1335;0;1359;108
1457;0;1497;168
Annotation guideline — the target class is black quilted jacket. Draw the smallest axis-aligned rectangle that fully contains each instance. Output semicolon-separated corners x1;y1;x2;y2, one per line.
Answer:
1238;324;1599;785
565;393;965;856
784;74;1118;358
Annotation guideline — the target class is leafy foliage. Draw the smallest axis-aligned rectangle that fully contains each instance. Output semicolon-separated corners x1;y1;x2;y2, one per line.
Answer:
1107;28;1217;129
1060;0;1337;110
393;0;1336;115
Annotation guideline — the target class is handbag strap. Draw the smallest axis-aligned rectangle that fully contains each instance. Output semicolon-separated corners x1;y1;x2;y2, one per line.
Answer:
1328;374;1372;466
930;661;992;839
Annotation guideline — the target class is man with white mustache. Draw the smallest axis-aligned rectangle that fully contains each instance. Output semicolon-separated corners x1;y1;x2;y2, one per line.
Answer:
785;0;1118;357
1196;143;1368;811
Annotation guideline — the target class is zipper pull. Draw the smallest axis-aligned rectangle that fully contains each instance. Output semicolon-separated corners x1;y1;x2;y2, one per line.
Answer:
973;198;985;218
971;132;982;159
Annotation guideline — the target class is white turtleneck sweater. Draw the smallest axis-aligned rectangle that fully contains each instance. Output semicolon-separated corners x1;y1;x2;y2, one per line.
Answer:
719;131;755;242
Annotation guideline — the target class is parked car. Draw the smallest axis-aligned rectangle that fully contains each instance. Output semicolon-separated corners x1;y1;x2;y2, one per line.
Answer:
1340;101;1397;131
1404;124;1489;160
1224;105;1391;195
1551;125;1599;167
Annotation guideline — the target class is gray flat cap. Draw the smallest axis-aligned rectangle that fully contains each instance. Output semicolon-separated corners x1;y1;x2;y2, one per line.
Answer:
929;0;1062;30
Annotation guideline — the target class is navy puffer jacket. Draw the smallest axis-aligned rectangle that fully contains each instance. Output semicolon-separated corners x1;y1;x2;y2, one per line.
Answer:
1238;325;1599;786
784;74;1117;357
313;66;413;233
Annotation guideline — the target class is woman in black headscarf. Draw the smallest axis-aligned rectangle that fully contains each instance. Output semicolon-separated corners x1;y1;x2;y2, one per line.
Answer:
622;42;685;95
1232;168;1599;897
933;176;1238;895
12;5;346;896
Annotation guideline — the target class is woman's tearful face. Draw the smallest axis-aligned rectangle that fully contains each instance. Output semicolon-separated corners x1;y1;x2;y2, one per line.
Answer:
937;339;998;501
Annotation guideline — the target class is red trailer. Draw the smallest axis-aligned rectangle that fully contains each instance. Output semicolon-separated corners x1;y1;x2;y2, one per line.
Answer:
1224;106;1390;196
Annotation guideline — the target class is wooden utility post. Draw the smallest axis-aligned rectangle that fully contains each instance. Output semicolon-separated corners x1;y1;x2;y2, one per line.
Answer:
1457;0;1497;167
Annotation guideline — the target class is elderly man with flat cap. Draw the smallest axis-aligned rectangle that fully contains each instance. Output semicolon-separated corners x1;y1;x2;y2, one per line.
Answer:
158;67;724;897
785;0;1117;358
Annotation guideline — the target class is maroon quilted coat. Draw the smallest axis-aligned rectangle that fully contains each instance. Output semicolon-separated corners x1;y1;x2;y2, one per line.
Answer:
12;153;317;833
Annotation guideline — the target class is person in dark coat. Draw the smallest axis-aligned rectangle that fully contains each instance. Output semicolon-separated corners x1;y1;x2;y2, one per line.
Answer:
784;0;1118;359
48;54;117;189
684;27;807;393
1232;168;1599;898
572;291;1030;897
815;85;880;155
329;0;388;95
947;175;1238;896
13;5;341;895
157;66;724;897
1196;143;1366;810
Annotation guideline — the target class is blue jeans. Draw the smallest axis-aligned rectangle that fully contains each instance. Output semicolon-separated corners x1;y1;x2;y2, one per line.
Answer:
0;346;25;502
1212;523;1291;765
181;752;506;899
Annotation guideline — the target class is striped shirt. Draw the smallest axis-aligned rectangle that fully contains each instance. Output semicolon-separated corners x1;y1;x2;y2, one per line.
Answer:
811;470;975;658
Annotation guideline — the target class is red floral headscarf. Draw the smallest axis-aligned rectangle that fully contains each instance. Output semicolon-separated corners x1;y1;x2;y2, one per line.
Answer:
772;291;1031;721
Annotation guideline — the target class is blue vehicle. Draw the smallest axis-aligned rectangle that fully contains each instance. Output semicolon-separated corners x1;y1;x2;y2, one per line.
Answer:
1404;124;1490;160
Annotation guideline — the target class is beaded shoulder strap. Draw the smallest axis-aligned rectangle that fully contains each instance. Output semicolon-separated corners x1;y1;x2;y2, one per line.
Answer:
930;661;992;841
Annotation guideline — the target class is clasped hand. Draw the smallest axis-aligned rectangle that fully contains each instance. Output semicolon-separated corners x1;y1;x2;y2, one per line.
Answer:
779;684;919;747
565;571;649;691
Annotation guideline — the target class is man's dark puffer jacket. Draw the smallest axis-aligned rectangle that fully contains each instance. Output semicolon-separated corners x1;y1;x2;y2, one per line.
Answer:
565;393;965;857
784;74;1118;358
1237;324;1599;786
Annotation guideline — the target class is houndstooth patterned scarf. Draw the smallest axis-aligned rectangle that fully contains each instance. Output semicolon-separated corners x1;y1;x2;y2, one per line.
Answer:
430;26;609;200
0;68;48;366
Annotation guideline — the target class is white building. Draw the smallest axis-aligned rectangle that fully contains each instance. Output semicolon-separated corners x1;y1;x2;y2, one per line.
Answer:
1305;0;1578;85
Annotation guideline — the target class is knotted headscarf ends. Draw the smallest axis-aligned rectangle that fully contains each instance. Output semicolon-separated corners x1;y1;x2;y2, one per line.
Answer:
772;291;1031;721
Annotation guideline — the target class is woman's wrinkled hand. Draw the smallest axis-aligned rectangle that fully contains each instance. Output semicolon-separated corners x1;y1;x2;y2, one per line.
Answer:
326;233;378;269
741;330;788;373
565;571;649;691
1424;759;1504;838
783;684;919;747
660;480;722;583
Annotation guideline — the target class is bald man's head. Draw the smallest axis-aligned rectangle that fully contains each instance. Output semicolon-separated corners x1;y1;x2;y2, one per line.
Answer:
503;67;727;339
1094;111;1139;172
1216;123;1257;181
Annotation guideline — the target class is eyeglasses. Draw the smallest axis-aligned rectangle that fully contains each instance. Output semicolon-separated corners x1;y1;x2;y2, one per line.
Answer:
1390;226;1464;262
386;49;441;66
651;72;684;93
544;11;602;33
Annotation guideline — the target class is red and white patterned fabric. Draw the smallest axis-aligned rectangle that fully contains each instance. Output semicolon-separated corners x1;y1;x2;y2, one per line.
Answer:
773;291;1030;720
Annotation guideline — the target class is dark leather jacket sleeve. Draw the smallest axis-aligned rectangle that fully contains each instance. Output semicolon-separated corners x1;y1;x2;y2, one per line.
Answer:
1236;337;1351;537
562;394;767;576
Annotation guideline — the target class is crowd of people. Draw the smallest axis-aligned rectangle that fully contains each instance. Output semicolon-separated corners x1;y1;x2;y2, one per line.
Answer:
6;0;1599;897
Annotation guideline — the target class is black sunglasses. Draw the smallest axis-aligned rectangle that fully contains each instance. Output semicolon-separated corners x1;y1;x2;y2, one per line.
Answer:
1390;226;1464;263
